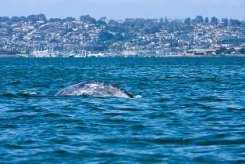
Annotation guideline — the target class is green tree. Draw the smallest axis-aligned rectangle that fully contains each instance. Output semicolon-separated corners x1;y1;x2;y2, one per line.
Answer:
210;17;219;25
27;14;46;22
204;17;209;24
221;18;228;26
159;17;164;27
63;17;76;22
184;17;191;26
10;16;21;22
80;15;96;24
164;17;169;25
194;16;204;24
230;19;241;26
0;16;9;22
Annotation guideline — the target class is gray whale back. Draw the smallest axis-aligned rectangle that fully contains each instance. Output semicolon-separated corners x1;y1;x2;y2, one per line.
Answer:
55;81;134;98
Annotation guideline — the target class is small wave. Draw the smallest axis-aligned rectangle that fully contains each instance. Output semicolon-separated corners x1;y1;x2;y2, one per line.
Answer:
134;95;142;98
0;91;38;98
18;91;37;97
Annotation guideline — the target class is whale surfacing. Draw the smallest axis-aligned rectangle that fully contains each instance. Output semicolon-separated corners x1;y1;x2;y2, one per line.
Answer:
55;81;134;98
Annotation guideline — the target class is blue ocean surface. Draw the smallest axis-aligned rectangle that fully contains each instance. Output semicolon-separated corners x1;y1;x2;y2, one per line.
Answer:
0;57;244;163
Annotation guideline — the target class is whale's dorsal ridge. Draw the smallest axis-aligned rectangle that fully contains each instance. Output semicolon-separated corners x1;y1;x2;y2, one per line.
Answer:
56;81;134;98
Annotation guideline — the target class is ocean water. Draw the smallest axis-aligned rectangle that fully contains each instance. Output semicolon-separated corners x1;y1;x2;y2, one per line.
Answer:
0;57;244;163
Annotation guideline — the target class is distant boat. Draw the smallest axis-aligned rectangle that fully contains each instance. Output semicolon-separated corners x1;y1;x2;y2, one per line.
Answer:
31;50;49;57
87;52;105;57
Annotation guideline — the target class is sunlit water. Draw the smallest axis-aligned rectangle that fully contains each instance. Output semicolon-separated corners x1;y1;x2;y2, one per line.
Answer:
0;57;244;163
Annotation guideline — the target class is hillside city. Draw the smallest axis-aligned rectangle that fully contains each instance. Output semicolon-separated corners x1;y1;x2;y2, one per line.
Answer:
0;14;244;57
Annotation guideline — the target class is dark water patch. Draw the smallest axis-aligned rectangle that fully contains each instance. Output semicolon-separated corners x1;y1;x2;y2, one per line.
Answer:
196;138;245;146
0;92;17;98
8;81;22;85
102;116;141;124
227;106;245;110
3;144;24;149
10;113;40;120
51;149;73;156
0;124;18;129
137;137;194;145
186;96;226;102
41;113;63;118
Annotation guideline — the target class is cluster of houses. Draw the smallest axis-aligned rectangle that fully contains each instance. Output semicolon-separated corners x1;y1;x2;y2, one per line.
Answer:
0;15;244;57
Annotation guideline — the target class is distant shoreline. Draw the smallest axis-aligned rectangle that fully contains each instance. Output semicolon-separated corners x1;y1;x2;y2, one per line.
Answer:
0;54;244;58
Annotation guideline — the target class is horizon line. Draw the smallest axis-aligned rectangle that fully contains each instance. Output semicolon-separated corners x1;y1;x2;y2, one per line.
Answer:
1;14;244;21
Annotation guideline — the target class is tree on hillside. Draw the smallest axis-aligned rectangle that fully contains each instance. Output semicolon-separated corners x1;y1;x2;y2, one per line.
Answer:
27;14;47;22
63;17;76;22
0;16;10;22
194;16;204;24
210;17;219;25
184;17;191;26
221;18;228;26
204;17;209;24
230;19;241;26
80;15;96;24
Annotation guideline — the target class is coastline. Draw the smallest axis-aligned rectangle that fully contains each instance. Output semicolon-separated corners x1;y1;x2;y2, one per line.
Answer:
0;53;244;58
